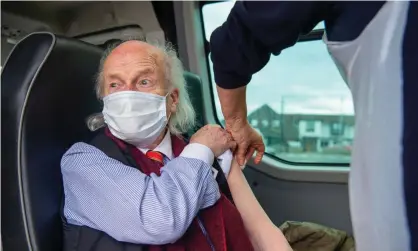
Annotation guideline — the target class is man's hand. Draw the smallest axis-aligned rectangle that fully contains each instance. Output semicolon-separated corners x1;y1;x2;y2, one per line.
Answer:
226;121;265;166
190;125;237;157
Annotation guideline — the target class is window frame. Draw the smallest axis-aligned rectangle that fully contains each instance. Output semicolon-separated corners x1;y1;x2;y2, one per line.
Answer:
199;1;351;167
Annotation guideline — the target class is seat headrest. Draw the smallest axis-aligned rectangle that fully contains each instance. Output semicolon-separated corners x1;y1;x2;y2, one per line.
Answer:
183;71;206;134
1;32;104;251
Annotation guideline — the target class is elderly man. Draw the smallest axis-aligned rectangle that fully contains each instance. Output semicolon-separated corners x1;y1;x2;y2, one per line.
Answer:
61;40;291;251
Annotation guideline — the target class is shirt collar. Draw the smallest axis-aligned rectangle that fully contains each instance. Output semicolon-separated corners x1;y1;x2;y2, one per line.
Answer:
138;132;173;160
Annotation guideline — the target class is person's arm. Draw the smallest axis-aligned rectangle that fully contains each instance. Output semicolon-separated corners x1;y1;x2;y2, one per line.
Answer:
61;142;220;245
216;85;247;132
211;2;327;164
210;1;328;90
227;162;292;251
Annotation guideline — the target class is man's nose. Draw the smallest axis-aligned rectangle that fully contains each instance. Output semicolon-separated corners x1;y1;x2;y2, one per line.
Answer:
124;83;137;91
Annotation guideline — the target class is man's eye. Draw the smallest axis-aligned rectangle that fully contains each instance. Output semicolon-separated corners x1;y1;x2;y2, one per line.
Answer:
110;83;118;88
140;79;150;85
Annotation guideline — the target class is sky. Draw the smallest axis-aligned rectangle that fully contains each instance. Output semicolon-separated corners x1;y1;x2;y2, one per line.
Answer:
201;1;355;120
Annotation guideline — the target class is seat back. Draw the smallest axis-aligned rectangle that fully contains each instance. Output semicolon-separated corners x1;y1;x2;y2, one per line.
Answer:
1;32;103;251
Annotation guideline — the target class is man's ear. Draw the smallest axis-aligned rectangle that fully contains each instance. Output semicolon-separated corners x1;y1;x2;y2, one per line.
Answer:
170;88;180;113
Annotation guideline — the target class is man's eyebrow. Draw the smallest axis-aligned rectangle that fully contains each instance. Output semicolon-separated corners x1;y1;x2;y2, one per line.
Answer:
136;67;154;75
106;67;154;80
107;73;124;81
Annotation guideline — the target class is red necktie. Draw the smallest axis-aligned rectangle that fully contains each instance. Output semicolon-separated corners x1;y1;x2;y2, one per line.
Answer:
146;150;164;164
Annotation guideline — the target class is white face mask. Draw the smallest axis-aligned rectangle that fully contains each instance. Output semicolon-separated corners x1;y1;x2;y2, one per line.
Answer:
102;91;170;148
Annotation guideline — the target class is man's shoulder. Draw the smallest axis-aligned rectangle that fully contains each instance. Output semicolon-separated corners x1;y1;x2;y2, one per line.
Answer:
64;142;104;156
62;129;120;160
61;142;109;170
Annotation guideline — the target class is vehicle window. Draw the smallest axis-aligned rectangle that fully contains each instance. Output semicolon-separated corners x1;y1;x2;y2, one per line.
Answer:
201;1;354;164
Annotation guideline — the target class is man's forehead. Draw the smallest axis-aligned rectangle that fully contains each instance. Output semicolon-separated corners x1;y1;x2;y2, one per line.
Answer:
106;41;163;62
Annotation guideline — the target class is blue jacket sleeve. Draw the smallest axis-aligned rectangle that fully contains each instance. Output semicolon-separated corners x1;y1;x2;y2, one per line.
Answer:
209;1;328;89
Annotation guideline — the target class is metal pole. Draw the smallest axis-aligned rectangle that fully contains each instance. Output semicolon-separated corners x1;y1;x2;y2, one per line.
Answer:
280;96;285;152
339;96;344;141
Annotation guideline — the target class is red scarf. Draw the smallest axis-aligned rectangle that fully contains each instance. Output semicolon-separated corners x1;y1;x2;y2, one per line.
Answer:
104;128;253;251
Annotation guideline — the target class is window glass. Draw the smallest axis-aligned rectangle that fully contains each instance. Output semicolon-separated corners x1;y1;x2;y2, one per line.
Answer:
272;120;280;127
251;119;258;127
202;1;354;164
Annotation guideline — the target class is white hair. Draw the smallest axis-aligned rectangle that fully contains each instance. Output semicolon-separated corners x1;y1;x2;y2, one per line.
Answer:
88;38;196;136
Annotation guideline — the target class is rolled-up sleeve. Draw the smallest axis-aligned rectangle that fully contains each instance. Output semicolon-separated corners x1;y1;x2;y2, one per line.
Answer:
210;1;327;89
180;143;214;166
61;142;220;245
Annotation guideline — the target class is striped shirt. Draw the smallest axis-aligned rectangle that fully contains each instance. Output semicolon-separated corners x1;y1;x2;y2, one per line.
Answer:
61;141;221;245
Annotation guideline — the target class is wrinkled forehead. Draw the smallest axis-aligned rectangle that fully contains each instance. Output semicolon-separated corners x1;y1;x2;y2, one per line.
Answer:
103;41;166;77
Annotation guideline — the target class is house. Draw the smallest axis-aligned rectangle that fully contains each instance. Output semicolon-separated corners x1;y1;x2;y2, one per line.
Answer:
246;104;298;150
297;114;354;152
246;104;355;153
